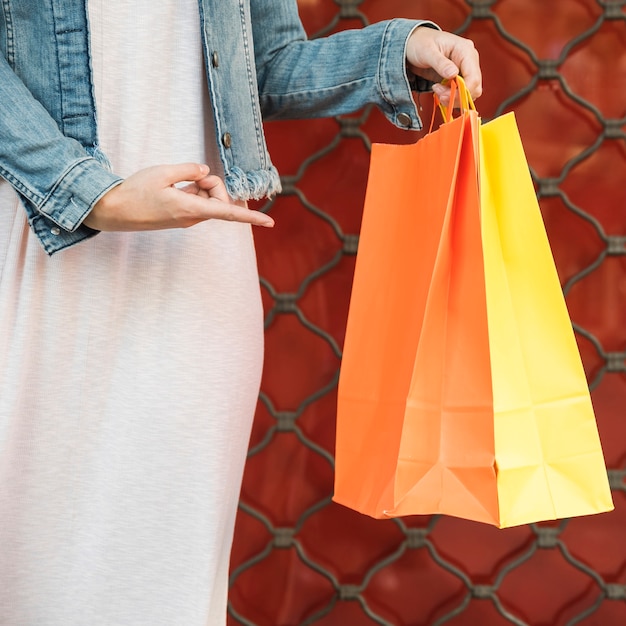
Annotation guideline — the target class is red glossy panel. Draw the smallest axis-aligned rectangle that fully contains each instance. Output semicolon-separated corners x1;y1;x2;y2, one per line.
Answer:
576;331;605;386
230;507;273;573
262;314;340;411
298;255;356;349
310;601;382;625
540;196;604;287
259;280;274;319
462;19;535;120
401;515;436;530
494;0;601;60
297;389;338;457
566;257;626;352
444;600;518;626
590;376;626;467
296;0;340;37
298;504;404;582
560;21;626;119
560;139;626;235
248;398;275;451
364;548;466;625
254;194;341;294
230;548;334;626
575;602;626;626
430;517;534;582
512;81;601;178
240;433;333;526
562;491;626;579
298;137;371;235
498;548;600;625
263;118;339;177
361;0;470;32
234;2;625;624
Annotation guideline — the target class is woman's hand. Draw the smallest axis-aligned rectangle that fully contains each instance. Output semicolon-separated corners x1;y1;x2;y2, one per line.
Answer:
406;26;482;106
83;163;274;231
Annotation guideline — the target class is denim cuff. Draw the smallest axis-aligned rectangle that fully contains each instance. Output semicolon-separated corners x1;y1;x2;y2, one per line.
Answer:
32;157;122;255
37;157;122;230
377;19;439;131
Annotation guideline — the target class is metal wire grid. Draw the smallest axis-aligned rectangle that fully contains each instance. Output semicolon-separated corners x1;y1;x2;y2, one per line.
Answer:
228;1;626;623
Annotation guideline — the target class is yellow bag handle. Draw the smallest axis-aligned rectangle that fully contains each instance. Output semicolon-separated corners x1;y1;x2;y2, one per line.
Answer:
429;75;476;132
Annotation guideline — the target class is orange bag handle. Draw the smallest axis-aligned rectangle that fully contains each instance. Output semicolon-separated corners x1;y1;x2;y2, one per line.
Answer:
429;75;476;132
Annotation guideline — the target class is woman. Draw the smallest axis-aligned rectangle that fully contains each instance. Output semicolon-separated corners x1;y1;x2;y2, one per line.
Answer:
0;1;481;624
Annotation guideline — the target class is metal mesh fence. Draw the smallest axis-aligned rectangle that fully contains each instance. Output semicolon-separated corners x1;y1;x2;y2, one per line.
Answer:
229;1;626;624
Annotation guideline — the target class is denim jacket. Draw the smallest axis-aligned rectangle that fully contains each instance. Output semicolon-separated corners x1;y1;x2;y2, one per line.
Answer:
0;0;433;255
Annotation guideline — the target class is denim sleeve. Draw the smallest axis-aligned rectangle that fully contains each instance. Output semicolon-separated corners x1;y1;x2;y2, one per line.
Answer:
0;54;122;255
250;0;437;131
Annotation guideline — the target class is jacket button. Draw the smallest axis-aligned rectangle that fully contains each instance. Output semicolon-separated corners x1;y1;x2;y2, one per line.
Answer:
51;226;61;236
222;132;232;148
212;51;219;68
397;112;412;128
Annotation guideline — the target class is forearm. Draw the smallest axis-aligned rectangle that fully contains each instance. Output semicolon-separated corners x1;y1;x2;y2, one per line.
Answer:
251;1;434;129
0;54;122;253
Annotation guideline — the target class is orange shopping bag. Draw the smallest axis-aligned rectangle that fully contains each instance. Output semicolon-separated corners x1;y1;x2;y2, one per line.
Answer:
333;78;613;527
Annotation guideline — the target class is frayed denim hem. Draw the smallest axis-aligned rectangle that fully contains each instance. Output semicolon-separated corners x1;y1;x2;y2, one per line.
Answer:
225;166;282;201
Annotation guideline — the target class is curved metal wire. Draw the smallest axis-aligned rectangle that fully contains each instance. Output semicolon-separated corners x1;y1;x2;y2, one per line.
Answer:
228;1;621;624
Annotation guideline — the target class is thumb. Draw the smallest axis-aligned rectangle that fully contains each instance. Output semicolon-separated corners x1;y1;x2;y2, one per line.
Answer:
159;162;210;186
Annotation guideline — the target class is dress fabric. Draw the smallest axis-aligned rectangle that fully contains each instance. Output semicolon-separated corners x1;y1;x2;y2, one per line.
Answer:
0;2;264;625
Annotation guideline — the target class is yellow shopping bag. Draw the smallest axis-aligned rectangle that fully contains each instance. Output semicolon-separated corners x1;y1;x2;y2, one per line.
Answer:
478;110;613;526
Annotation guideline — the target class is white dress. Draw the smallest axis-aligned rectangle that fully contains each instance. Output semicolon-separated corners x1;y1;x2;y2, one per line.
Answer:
0;2;263;625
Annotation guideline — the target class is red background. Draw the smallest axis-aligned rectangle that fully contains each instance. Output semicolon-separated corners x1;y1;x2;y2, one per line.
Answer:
229;1;626;624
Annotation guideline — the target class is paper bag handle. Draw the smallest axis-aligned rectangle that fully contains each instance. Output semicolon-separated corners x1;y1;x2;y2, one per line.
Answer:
429;75;476;132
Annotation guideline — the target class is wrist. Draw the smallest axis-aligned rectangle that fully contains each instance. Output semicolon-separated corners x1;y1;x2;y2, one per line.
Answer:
83;180;124;230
